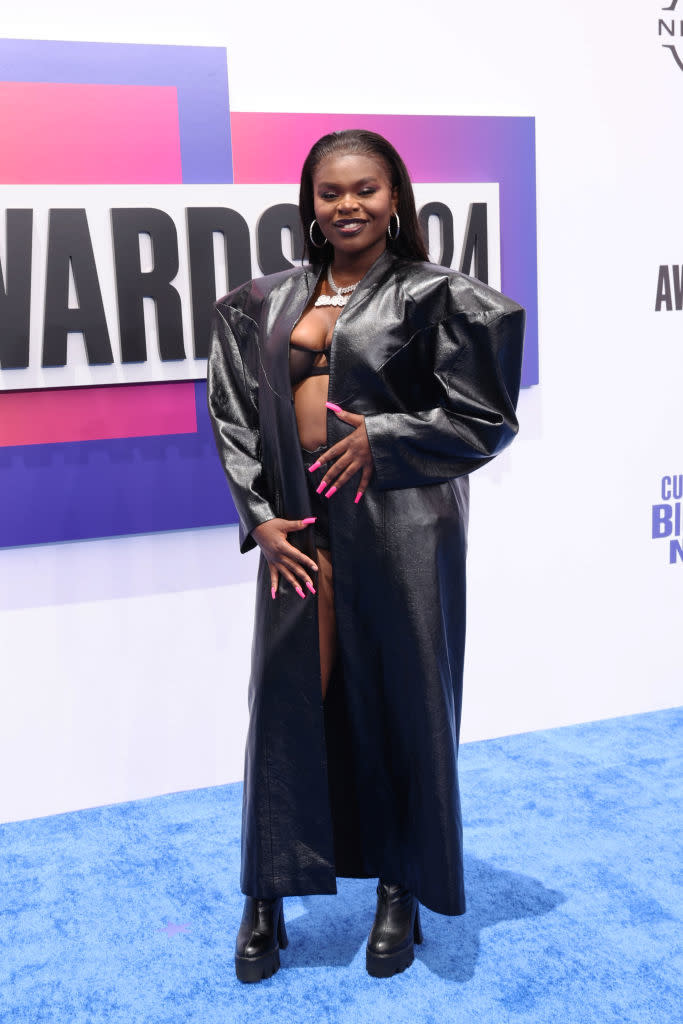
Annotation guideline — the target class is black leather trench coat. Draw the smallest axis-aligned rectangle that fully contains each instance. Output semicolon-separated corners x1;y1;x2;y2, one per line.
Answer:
207;249;525;916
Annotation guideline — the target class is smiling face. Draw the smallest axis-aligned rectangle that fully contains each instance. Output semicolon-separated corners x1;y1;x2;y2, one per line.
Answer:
312;151;398;274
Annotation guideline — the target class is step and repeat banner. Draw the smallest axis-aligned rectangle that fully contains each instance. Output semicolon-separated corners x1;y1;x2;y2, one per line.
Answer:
0;8;680;822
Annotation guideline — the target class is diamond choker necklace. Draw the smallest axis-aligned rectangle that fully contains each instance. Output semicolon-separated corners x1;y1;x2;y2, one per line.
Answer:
314;267;362;308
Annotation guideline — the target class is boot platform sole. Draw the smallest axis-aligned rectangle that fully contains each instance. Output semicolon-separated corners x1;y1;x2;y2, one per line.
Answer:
366;898;423;978
235;946;281;983
366;941;415;978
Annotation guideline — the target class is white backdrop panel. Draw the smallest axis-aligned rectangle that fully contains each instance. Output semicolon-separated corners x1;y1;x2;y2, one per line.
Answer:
1;0;681;823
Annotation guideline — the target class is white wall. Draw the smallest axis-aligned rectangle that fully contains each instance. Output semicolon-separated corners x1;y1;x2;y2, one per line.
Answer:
1;0;681;823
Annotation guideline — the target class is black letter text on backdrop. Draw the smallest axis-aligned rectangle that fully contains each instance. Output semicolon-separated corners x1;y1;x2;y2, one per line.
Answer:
187;208;251;359
112;209;184;363
0;209;33;369
42;209;113;368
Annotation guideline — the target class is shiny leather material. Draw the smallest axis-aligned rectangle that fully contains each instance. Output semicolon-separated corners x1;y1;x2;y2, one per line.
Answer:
366;880;423;977
235;896;288;983
208;250;525;917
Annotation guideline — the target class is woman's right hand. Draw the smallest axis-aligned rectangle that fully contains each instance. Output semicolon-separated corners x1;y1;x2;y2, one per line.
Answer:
251;518;319;600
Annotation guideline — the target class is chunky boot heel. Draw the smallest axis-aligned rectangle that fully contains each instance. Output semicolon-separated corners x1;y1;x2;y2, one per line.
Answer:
235;896;287;983
366;880;422;978
277;906;289;949
413;903;423;945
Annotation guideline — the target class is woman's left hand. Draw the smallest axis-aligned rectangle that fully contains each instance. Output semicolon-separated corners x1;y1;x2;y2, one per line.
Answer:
310;403;374;502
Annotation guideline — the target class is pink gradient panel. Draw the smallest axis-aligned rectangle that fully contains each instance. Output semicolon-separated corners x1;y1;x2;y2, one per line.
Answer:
0;83;182;183
230;113;443;183
230;111;525;182
0;383;197;447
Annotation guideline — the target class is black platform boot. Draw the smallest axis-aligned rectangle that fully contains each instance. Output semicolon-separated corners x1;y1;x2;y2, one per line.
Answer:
234;896;288;983
366;879;423;978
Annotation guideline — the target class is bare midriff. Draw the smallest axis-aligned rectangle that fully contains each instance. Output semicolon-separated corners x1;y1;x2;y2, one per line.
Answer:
290;291;344;700
290;298;343;450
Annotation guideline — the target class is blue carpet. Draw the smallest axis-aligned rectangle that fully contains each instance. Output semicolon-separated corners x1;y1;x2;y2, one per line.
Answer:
1;708;681;1024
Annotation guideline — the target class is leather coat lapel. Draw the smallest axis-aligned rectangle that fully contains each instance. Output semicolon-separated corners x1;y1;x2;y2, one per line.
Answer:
327;250;401;408
260;250;397;405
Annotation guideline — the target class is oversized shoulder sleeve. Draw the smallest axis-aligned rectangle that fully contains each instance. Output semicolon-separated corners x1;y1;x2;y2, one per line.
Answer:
363;301;525;490
207;295;276;553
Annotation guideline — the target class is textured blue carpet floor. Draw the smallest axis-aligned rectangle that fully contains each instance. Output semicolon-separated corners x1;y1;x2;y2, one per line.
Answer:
1;708;681;1024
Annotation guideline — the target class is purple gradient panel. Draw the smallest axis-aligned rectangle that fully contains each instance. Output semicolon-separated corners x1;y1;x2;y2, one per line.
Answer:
0;38;232;183
383;117;538;388
0;385;238;548
231;112;538;386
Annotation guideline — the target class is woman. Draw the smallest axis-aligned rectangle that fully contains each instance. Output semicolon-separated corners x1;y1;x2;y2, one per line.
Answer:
208;129;525;982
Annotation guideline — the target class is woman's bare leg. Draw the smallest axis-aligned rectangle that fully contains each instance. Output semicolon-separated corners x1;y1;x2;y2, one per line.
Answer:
317;547;337;699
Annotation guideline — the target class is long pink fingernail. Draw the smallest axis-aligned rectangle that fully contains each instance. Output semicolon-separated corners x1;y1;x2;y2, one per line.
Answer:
306;581;316;595
316;480;327;494
325;402;343;414
271;586;277;599
354;490;363;504
308;461;322;473
325;485;337;499
295;585;305;599
302;517;317;525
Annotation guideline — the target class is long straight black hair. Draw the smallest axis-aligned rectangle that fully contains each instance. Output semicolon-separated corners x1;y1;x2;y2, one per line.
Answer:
299;129;429;266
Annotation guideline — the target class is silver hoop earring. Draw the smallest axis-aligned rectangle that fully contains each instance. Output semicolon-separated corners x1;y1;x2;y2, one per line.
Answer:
309;219;328;249
387;212;400;241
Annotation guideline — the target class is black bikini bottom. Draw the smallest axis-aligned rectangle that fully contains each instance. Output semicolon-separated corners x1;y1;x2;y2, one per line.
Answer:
301;445;330;550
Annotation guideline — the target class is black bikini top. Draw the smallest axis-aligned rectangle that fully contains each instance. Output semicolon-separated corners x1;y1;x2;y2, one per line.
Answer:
289;340;331;386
